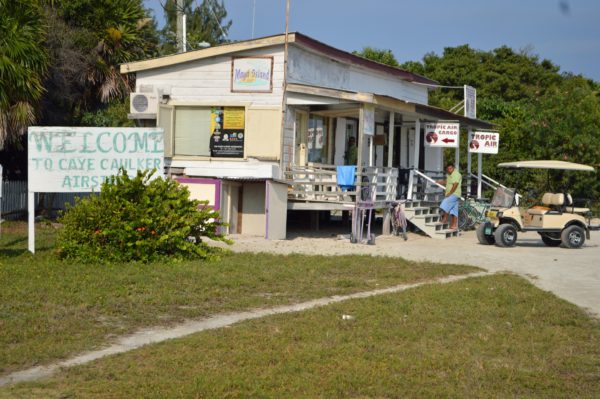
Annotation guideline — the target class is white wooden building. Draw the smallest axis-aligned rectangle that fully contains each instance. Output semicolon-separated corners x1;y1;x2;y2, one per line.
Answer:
121;33;492;239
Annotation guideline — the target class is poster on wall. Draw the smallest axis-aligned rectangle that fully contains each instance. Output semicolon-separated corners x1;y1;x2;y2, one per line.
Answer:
363;104;375;136
231;57;273;93
210;107;245;158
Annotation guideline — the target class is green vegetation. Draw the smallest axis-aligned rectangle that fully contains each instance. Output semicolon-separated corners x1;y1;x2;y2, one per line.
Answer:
399;45;600;201
0;0;49;147
353;47;400;67
57;169;226;263
0;222;477;374
2;274;599;398
160;0;231;53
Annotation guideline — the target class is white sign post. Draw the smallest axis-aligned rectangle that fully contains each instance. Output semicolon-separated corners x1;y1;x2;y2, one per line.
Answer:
27;127;164;253
424;122;459;148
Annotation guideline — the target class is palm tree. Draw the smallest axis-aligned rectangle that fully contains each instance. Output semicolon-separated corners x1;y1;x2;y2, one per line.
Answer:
0;0;49;148
57;0;159;104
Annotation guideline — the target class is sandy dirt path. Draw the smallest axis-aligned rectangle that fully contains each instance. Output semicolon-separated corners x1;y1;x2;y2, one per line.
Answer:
221;228;600;317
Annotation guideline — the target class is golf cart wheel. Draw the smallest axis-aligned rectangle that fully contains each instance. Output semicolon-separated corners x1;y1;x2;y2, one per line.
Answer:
494;223;517;247
561;225;586;249
476;223;495;245
539;232;561;247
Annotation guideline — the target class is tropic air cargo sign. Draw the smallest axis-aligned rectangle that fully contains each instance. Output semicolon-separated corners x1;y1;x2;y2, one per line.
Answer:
28;127;164;193
468;131;500;154
424;122;459;148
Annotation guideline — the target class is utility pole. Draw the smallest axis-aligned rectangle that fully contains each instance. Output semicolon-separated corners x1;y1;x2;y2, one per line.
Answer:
176;0;184;53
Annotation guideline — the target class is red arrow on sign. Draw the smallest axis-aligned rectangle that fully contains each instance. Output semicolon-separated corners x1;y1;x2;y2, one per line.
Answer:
442;138;455;143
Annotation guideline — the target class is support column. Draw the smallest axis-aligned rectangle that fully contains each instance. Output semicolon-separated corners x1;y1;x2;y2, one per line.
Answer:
400;127;407;168
413;119;421;170
455;127;460;171
407;119;421;200
467;128;472;197
356;105;365;186
387;111;395;167
477;152;483;198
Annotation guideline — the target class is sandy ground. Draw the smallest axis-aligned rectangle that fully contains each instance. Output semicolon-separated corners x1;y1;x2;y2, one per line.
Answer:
220;225;600;318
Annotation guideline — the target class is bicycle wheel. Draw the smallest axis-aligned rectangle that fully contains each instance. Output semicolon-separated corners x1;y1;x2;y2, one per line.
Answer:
458;208;471;230
397;205;408;240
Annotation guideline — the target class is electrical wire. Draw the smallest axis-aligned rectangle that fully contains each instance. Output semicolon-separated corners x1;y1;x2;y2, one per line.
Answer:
410;81;465;89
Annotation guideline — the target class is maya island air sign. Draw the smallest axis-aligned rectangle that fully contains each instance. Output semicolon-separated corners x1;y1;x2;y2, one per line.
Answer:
231;56;273;93
28;127;164;193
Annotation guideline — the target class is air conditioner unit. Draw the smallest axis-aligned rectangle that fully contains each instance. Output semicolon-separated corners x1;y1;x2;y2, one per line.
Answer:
130;92;158;115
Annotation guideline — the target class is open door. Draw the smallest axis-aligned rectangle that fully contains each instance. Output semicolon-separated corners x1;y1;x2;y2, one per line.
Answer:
265;180;288;240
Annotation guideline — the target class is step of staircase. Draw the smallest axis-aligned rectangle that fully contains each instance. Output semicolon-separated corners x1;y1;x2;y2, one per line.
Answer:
435;228;460;239
403;199;458;240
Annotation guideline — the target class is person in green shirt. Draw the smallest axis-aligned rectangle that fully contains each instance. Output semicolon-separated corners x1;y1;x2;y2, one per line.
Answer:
438;162;462;230
344;136;357;165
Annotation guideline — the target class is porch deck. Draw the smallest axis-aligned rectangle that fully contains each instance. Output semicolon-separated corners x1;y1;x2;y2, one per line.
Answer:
285;164;398;210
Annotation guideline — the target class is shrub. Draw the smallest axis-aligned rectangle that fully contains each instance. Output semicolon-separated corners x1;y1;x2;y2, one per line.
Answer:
57;169;228;263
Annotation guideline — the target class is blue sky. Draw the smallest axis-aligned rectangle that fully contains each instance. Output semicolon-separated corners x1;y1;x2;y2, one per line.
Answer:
144;0;600;81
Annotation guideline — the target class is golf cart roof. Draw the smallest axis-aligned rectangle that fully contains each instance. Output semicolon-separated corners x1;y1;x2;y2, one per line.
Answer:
498;160;595;171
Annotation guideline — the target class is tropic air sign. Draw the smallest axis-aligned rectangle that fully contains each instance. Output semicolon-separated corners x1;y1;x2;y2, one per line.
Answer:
28;127;164;192
424;122;459;148
468;131;500;154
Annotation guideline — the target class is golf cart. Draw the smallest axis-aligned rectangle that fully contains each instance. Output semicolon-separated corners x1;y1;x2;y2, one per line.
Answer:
477;160;599;248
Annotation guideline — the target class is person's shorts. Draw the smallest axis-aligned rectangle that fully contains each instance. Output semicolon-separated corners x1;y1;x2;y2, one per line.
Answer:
440;195;460;217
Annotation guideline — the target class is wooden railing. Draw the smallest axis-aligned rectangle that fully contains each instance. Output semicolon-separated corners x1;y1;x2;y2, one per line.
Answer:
285;164;398;205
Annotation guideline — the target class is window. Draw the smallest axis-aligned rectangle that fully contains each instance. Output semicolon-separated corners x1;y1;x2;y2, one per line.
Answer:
174;107;211;156
307;115;328;163
170;106;246;158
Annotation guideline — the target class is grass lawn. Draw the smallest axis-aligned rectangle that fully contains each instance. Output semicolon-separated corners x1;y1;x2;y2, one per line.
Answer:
0;222;478;375
1;274;599;398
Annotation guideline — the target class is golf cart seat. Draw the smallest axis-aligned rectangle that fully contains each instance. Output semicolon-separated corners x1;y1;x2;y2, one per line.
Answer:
565;194;591;215
527;192;563;215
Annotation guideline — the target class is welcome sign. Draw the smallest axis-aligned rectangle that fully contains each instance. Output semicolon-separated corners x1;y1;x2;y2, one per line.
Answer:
231;56;273;93
28;127;164;193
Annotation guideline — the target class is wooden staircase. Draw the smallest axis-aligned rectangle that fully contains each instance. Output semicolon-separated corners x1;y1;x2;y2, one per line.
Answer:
403;199;459;239
403;172;459;240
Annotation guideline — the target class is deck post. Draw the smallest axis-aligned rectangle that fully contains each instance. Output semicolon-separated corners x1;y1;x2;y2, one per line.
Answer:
408;119;421;200
387;111;395;167
413;119;421;171
356;105;365;194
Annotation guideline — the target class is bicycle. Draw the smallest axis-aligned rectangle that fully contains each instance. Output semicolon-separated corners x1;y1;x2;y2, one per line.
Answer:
390;200;408;240
458;197;490;230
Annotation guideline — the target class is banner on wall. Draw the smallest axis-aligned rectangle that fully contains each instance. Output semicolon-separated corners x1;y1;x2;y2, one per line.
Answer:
210;107;245;158
363;104;375;136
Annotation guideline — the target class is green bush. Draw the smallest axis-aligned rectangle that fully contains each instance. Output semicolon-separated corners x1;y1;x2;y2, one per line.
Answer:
57;169;228;263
